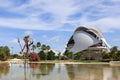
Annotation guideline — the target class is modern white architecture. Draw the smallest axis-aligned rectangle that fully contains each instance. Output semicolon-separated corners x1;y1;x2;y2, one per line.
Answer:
65;26;110;54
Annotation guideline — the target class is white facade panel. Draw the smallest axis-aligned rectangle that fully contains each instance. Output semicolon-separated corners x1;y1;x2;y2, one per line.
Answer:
70;31;100;53
65;26;110;54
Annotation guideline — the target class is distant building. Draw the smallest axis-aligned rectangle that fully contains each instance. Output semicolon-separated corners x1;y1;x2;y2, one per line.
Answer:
64;26;110;60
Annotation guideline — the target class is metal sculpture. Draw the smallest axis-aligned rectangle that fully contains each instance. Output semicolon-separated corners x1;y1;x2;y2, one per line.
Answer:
18;35;33;63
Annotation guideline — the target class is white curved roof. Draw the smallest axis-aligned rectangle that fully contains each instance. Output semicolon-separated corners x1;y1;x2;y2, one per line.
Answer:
65;26;110;54
70;31;100;53
89;27;104;38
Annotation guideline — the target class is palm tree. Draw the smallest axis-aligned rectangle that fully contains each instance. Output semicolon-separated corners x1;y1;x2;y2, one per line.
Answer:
46;45;50;50
31;45;36;53
36;42;41;52
41;44;46;51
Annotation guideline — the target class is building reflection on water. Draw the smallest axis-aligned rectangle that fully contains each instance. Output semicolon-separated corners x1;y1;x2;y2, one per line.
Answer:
0;63;120;80
65;64;120;80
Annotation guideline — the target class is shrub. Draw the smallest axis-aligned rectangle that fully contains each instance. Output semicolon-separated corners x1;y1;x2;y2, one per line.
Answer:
38;51;46;60
47;50;55;60
30;54;40;61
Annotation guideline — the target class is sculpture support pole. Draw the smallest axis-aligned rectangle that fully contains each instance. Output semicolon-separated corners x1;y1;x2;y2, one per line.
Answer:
18;38;25;63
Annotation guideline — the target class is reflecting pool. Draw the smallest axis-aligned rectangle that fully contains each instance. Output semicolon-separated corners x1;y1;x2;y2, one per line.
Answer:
0;63;120;80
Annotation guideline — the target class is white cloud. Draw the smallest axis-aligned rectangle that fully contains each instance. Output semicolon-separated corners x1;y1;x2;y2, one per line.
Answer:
42;35;47;39
10;38;18;43
113;39;120;43
24;30;33;35
76;17;120;32
0;0;120;32
48;36;60;42
40;35;62;51
0;0;80;30
42;35;60;43
0;0;13;9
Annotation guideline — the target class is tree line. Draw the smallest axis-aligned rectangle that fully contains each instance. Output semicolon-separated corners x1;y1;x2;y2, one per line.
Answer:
102;46;120;61
0;43;120;61
0;42;61;61
29;42;57;61
64;46;120;61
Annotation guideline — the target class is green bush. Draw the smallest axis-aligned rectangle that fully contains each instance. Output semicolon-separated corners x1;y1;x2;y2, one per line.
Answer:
47;50;55;60
38;51;46;60
0;46;10;61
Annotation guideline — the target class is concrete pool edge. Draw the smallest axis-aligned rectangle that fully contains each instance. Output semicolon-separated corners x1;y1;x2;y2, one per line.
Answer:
2;60;120;66
0;60;110;65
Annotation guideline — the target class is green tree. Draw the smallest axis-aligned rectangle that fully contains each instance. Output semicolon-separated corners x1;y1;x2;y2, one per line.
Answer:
0;53;4;60
74;52;82;60
45;45;51;53
41;44;51;52
4;46;10;57
12;54;19;58
65;51;74;59
36;42;41;52
47;50;55;60
38;51;46;60
41;44;46;51
116;51;120;60
110;46;118;60
112;50;120;61
102;52;110;59
58;52;61;60
110;46;118;53
31;44;36;53
46;45;50;50
0;46;10;60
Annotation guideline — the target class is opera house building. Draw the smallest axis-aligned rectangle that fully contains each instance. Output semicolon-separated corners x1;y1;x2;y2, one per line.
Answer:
64;26;110;60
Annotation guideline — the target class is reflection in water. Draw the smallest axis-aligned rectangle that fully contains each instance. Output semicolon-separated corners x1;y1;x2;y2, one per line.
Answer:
29;63;55;80
0;63;120;80
0;63;10;77
24;63;27;80
29;63;40;69
65;64;120;80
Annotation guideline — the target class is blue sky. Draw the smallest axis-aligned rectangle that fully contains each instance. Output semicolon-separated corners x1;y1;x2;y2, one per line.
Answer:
0;0;120;54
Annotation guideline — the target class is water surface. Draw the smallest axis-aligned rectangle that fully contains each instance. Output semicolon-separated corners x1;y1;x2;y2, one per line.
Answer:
0;63;120;80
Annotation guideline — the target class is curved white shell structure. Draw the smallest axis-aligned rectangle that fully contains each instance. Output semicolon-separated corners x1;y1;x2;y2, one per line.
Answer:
65;27;110;54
